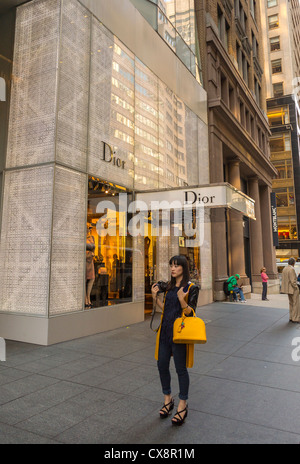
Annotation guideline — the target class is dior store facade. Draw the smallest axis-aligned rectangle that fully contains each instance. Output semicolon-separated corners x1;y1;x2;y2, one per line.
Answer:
0;0;211;344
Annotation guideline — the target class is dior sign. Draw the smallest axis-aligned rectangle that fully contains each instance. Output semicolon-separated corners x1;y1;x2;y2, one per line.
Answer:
101;141;125;170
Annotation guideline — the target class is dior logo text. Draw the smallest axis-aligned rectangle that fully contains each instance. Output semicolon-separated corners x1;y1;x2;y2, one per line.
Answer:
185;190;216;205
101;141;125;169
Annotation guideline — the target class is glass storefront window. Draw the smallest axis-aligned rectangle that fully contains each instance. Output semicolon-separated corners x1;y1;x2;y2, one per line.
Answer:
277;216;298;240
268;106;289;127
86;177;133;308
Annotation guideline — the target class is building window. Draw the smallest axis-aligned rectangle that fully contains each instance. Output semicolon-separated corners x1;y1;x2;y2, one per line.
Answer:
218;6;230;51
237;42;249;83
273;82;284;97
252;32;259;57
274;188;295;208
272;160;293;179
267;0;278;7
250;0;256;20
271;58;282;74
270;133;292;153
254;77;261;105
270;36;280;51
86;177;133;309
268;14;279;29
268;106;289;127
277;216;298;240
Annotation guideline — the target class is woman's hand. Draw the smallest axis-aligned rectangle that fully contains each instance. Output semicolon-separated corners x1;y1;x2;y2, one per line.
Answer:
177;287;193;315
151;283;159;300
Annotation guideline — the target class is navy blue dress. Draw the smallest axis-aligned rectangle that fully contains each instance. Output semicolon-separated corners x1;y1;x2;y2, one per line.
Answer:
160;285;188;345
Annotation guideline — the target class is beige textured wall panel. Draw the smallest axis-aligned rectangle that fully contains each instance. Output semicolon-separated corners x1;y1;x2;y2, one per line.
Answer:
56;0;91;171
0;166;54;315
6;0;60;168
49;166;86;315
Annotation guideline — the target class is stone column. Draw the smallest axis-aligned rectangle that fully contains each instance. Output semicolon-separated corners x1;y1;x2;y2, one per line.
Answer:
210;132;228;300
260;185;280;294
228;160;248;283
248;177;264;293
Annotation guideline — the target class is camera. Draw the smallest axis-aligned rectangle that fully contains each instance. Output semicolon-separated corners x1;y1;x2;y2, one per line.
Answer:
155;281;168;293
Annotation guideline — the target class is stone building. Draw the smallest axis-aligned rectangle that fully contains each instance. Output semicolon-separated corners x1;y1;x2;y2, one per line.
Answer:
195;0;279;299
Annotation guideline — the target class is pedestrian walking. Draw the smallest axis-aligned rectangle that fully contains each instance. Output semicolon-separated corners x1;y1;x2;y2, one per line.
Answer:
261;267;269;301
226;274;246;302
151;255;199;426
281;258;300;323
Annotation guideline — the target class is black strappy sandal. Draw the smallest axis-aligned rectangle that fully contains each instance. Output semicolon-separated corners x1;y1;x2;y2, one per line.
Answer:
159;398;174;419
172;405;188;426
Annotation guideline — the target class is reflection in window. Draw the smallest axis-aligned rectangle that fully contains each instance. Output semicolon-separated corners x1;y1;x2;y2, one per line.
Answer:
271;58;282;74
268;106;289;126
273;82;284;97
268;13;279;29
270;133;291;153
136;0;202;82
273;160;293;179
270;36;280;52
86;178;133;308
274;187;295;207
277;216;298;240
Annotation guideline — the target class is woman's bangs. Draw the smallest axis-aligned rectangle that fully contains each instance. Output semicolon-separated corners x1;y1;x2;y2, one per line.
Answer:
169;255;185;267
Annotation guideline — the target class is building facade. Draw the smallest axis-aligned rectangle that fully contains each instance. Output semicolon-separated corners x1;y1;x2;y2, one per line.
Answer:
195;0;279;298
0;0;280;345
260;0;300;262
0;0;213;345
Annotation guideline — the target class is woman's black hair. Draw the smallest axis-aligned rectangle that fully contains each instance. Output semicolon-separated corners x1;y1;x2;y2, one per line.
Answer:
166;255;190;291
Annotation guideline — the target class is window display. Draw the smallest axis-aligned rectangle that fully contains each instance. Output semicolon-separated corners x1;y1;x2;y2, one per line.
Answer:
86;177;133;308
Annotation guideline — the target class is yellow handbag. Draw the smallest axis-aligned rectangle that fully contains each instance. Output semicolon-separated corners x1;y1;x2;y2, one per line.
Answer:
173;308;207;344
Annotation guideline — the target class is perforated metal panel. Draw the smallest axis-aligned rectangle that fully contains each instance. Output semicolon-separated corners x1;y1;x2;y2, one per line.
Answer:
49;166;86;315
6;0;60;168
56;0;91;171
0;166;54;315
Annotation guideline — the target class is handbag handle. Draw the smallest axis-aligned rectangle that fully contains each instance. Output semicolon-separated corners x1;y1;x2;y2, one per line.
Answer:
176;308;196;334
150;292;167;333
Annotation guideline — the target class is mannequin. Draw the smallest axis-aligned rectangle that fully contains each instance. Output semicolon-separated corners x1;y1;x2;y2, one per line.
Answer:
86;224;95;308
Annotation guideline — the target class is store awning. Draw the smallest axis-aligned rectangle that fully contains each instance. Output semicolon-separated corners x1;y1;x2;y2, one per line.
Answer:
136;183;256;220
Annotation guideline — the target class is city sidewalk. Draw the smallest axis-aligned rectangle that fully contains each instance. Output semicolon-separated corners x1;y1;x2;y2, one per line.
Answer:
1;294;300;444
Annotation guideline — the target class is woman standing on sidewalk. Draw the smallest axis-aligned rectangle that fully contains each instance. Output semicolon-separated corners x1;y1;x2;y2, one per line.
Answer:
151;255;199;426
261;267;269;301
